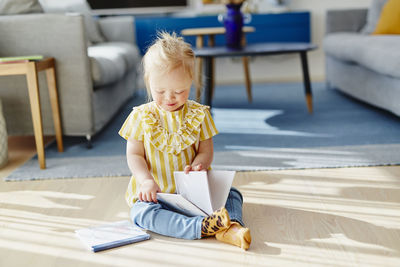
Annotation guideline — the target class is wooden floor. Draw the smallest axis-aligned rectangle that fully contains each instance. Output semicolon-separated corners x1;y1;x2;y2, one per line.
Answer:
0;136;399;267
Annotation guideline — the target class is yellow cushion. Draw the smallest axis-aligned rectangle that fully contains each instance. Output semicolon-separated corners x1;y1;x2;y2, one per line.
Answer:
373;0;400;34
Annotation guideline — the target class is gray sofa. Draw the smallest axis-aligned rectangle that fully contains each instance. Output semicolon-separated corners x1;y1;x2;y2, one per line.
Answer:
324;9;400;117
0;14;140;139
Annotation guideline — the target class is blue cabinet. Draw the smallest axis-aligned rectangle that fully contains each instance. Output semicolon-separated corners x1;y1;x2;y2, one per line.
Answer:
135;11;310;55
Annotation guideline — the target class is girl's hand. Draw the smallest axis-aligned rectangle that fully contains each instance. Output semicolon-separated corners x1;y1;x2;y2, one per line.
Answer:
138;179;161;203
184;163;206;174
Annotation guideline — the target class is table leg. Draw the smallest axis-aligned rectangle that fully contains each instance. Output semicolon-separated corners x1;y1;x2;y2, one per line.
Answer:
26;62;46;169
300;51;313;113
45;60;64;152
242;56;252;102
204;57;213;108
195;36;204;102
241;35;252;102
208;35;216;99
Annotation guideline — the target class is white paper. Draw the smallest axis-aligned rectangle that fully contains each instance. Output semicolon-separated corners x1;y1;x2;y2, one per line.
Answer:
157;193;208;217
174;171;214;215
157;170;236;216
207;170;236;211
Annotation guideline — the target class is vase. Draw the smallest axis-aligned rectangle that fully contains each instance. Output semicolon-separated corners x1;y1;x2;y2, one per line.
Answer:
223;4;244;49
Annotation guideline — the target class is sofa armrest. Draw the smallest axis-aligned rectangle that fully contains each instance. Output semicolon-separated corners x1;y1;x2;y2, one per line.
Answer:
98;16;137;44
326;9;368;34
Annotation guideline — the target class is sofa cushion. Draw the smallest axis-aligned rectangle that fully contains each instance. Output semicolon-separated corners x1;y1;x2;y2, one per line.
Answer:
89;42;140;87
0;0;43;15
373;0;400;34
324;33;400;79
39;0;105;43
361;0;387;34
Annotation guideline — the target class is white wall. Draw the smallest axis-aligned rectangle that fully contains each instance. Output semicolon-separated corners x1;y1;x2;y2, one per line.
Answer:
213;0;371;84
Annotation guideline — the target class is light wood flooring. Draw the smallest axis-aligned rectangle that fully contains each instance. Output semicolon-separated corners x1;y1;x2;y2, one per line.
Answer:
0;136;399;267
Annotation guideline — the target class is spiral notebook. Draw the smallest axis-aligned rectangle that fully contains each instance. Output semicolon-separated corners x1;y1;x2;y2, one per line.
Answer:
75;220;150;252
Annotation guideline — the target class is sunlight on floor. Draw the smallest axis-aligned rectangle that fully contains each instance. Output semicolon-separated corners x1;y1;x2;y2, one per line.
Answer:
213;108;329;137
236;168;400;266
0;167;399;266
0;191;93;209
214;145;400;171
0;206;256;266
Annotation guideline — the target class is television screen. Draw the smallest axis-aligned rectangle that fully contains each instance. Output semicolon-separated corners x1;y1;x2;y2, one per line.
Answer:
87;0;189;15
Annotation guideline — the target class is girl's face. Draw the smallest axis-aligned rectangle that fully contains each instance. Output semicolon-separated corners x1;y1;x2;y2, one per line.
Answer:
149;66;192;112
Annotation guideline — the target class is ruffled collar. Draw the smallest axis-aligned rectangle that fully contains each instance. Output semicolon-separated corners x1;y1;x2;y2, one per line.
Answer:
138;100;207;154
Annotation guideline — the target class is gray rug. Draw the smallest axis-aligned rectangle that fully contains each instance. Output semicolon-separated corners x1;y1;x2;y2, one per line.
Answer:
5;82;400;181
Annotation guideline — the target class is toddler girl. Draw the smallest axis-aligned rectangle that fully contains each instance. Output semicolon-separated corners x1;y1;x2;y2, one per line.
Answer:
119;32;251;250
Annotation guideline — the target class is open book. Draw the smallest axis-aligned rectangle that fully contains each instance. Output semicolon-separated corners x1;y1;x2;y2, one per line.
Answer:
157;170;235;217
75;220;150;252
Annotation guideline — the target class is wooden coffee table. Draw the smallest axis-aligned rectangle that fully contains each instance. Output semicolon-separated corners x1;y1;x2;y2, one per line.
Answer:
181;26;255;102
193;42;317;113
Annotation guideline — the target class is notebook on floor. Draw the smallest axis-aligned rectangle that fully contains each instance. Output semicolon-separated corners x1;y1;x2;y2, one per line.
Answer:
75;220;150;252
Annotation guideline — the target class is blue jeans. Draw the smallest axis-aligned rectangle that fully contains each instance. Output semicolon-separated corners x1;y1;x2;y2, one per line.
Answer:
130;187;244;240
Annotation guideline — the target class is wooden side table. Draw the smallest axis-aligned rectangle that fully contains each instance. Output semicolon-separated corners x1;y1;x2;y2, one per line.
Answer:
181;26;255;103
0;57;63;169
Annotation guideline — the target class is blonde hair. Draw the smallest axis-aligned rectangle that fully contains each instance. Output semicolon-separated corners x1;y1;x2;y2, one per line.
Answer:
142;31;196;99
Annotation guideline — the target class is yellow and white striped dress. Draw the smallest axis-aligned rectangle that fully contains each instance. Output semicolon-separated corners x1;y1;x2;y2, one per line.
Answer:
119;100;218;207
